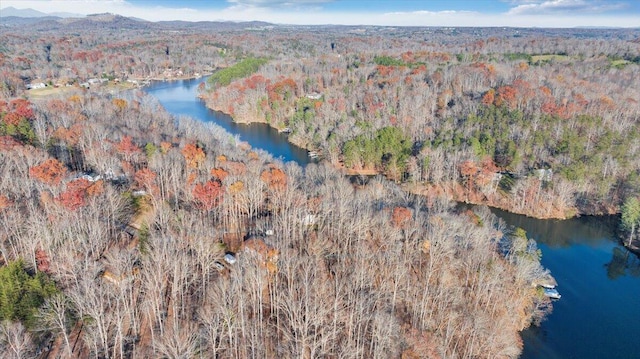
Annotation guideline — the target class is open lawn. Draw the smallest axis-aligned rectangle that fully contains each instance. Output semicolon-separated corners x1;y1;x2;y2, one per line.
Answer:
610;59;631;68
531;54;573;63
27;86;79;98
27;82;137;99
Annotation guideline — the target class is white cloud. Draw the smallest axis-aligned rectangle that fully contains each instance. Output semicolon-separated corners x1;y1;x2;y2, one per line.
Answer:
0;0;637;27
1;0;132;16
227;0;334;6
384;10;477;16
376;8;637;27
507;0;627;15
503;0;549;4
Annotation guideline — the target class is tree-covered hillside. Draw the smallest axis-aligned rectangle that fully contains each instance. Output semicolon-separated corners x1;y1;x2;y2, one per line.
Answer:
200;27;640;219
1;22;638;357
0;89;551;358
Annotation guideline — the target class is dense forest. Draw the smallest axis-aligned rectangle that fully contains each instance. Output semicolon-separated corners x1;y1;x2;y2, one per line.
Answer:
0;15;638;358
199;26;640;223
0;78;550;359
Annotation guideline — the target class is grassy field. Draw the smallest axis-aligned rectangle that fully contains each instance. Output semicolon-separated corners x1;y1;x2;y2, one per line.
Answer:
531;54;572;63
27;86;78;98
27;82;137;99
610;59;631;68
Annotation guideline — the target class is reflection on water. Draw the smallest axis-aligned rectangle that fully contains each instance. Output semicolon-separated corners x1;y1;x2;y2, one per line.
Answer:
488;208;640;359
143;77;311;165
606;247;640;280
144;78;640;359
491;208;618;248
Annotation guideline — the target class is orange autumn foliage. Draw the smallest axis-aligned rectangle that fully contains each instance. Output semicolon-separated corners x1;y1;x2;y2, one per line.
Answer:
210;167;229;181
112;98;128;111
186;172;198;186
480;157;499;173
391;207;412;228
120;161;135;176
30;158;67;186
248;151;260;161
53;123;83;146
541;101;557;115
182;143;206;169
0;195;13;211
160;141;172;154
260;167;287;191
518;61;529;71
539;86;552;97
482;89;495;106
68;95;82;104
193;179;224;211
56;189;84;210
86;180;104;196
459;160;478;178
495;85;517;108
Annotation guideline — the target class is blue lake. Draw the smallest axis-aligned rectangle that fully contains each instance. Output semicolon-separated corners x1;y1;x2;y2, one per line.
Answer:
143;77;310;165
494;209;640;359
144;77;640;359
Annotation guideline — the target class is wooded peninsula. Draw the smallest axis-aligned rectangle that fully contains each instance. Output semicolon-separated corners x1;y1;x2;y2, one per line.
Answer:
1;14;639;358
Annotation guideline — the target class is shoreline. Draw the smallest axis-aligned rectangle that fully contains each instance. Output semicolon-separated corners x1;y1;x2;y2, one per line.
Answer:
197;95;612;222
133;73;213;88
199;96;314;151
197;92;623;223
400;182;569;220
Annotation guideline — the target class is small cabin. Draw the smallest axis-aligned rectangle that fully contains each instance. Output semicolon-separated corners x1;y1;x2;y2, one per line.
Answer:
27;82;47;90
224;253;237;264
132;190;147;197
302;214;316;226
535;168;553;182
81;173;102;182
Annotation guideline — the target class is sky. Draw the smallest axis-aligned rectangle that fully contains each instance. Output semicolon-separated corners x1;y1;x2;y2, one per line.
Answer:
1;0;639;27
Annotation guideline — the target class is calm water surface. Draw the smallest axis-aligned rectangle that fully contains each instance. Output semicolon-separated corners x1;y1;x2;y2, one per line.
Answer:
144;78;640;359
143;77;310;165
494;209;640;359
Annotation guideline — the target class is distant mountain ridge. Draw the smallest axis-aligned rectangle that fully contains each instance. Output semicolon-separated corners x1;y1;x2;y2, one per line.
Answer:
0;6;82;18
0;9;279;32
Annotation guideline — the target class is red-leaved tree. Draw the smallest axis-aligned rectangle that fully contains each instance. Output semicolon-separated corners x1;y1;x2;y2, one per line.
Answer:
391;206;412;228
134;168;159;194
30;159;67;186
192;180;224;211
56;178;92;210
